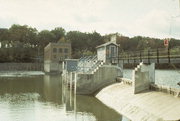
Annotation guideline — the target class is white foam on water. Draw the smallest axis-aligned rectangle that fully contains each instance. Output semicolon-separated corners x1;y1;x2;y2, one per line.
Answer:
0;93;41;102
0;71;45;77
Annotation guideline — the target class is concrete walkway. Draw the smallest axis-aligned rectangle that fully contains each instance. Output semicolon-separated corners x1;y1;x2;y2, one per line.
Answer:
96;83;180;121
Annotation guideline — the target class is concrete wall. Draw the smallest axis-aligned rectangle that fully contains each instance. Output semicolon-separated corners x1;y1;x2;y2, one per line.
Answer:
133;63;155;94
150;84;180;97
97;47;106;62
76;65;122;95
44;61;50;72
96;82;180;121
116;78;180;97
0;63;43;71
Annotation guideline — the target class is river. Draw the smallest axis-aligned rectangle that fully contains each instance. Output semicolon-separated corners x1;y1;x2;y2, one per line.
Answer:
0;72;125;121
124;69;180;89
0;69;179;121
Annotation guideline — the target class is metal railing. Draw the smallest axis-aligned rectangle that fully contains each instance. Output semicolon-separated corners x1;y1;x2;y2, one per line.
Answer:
112;46;180;64
77;55;100;73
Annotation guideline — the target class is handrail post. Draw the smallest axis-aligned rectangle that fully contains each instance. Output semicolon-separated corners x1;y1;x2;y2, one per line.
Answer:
133;53;136;65
118;52;119;64
157;48;159;64
122;53;124;64
128;53;129;64
168;46;170;63
148;50;150;64
140;51;142;62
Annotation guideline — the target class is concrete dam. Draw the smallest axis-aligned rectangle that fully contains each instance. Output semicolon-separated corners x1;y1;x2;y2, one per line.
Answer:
62;36;180;121
96;81;180;121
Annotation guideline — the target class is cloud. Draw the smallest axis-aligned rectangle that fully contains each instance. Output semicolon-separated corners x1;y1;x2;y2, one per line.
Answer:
126;10;171;38
0;0;180;39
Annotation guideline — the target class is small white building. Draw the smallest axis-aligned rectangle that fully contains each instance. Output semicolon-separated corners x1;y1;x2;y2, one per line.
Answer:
96;42;119;64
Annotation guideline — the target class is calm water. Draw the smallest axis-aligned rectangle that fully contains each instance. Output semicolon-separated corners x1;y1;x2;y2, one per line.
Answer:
124;69;180;89
1;69;178;121
0;72;125;121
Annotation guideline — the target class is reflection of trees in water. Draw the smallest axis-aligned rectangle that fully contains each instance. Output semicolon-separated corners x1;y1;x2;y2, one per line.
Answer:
0;76;44;94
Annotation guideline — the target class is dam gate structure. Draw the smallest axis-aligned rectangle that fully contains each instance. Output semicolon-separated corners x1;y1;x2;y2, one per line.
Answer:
62;35;123;95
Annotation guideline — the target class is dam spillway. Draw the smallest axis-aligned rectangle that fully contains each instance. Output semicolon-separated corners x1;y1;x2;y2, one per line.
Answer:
96;82;180;121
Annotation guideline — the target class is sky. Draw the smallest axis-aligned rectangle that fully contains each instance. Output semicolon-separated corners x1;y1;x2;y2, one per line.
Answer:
0;0;180;39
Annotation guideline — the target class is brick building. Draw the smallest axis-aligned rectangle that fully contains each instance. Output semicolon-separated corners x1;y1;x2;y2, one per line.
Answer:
44;41;71;73
44;42;71;62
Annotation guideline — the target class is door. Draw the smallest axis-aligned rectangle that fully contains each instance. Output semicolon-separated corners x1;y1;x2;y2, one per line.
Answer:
110;46;116;57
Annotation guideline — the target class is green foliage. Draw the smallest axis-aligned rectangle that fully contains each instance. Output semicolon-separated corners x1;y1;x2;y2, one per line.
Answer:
66;31;104;58
8;24;38;46
83;50;94;56
37;30;55;48
0;28;9;42
0;24;180;62
51;27;65;42
116;35;180;52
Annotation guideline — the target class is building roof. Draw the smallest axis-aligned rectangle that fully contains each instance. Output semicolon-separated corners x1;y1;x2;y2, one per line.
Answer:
96;41;119;49
44;42;71;50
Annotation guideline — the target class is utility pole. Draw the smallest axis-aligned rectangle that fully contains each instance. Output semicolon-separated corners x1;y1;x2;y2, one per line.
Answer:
179;0;180;12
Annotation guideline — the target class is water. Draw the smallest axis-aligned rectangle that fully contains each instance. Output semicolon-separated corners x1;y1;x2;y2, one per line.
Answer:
0;72;123;121
1;69;177;121
124;69;180;89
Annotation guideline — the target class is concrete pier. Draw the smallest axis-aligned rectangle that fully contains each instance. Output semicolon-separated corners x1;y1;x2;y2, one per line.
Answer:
76;65;122;95
133;62;155;94
96;82;180;121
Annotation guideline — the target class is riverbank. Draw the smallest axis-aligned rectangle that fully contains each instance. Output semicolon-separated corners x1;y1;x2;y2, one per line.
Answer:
96;82;180;121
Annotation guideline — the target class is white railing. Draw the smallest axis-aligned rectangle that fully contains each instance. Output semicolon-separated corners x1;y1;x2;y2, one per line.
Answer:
77;55;103;74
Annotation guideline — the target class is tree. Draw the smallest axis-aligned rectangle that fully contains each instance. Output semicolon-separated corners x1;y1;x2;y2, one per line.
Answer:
66;31;104;58
66;31;87;57
37;30;55;48
51;27;66;42
87;31;104;52
8;24;38;47
0;28;9;48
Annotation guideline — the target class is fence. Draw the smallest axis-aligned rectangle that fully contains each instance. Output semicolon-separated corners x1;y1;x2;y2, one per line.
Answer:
115;46;180;64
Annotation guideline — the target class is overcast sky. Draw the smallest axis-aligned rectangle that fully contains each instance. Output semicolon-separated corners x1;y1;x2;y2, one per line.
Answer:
0;0;180;39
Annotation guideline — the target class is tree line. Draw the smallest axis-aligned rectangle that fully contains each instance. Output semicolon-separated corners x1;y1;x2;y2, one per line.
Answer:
0;24;180;62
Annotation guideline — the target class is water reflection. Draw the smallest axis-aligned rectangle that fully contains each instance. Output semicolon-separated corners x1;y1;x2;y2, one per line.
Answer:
0;74;123;121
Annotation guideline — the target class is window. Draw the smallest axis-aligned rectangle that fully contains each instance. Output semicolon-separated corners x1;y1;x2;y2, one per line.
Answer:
64;48;68;53
53;48;57;53
54;55;56;59
59;48;62;53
